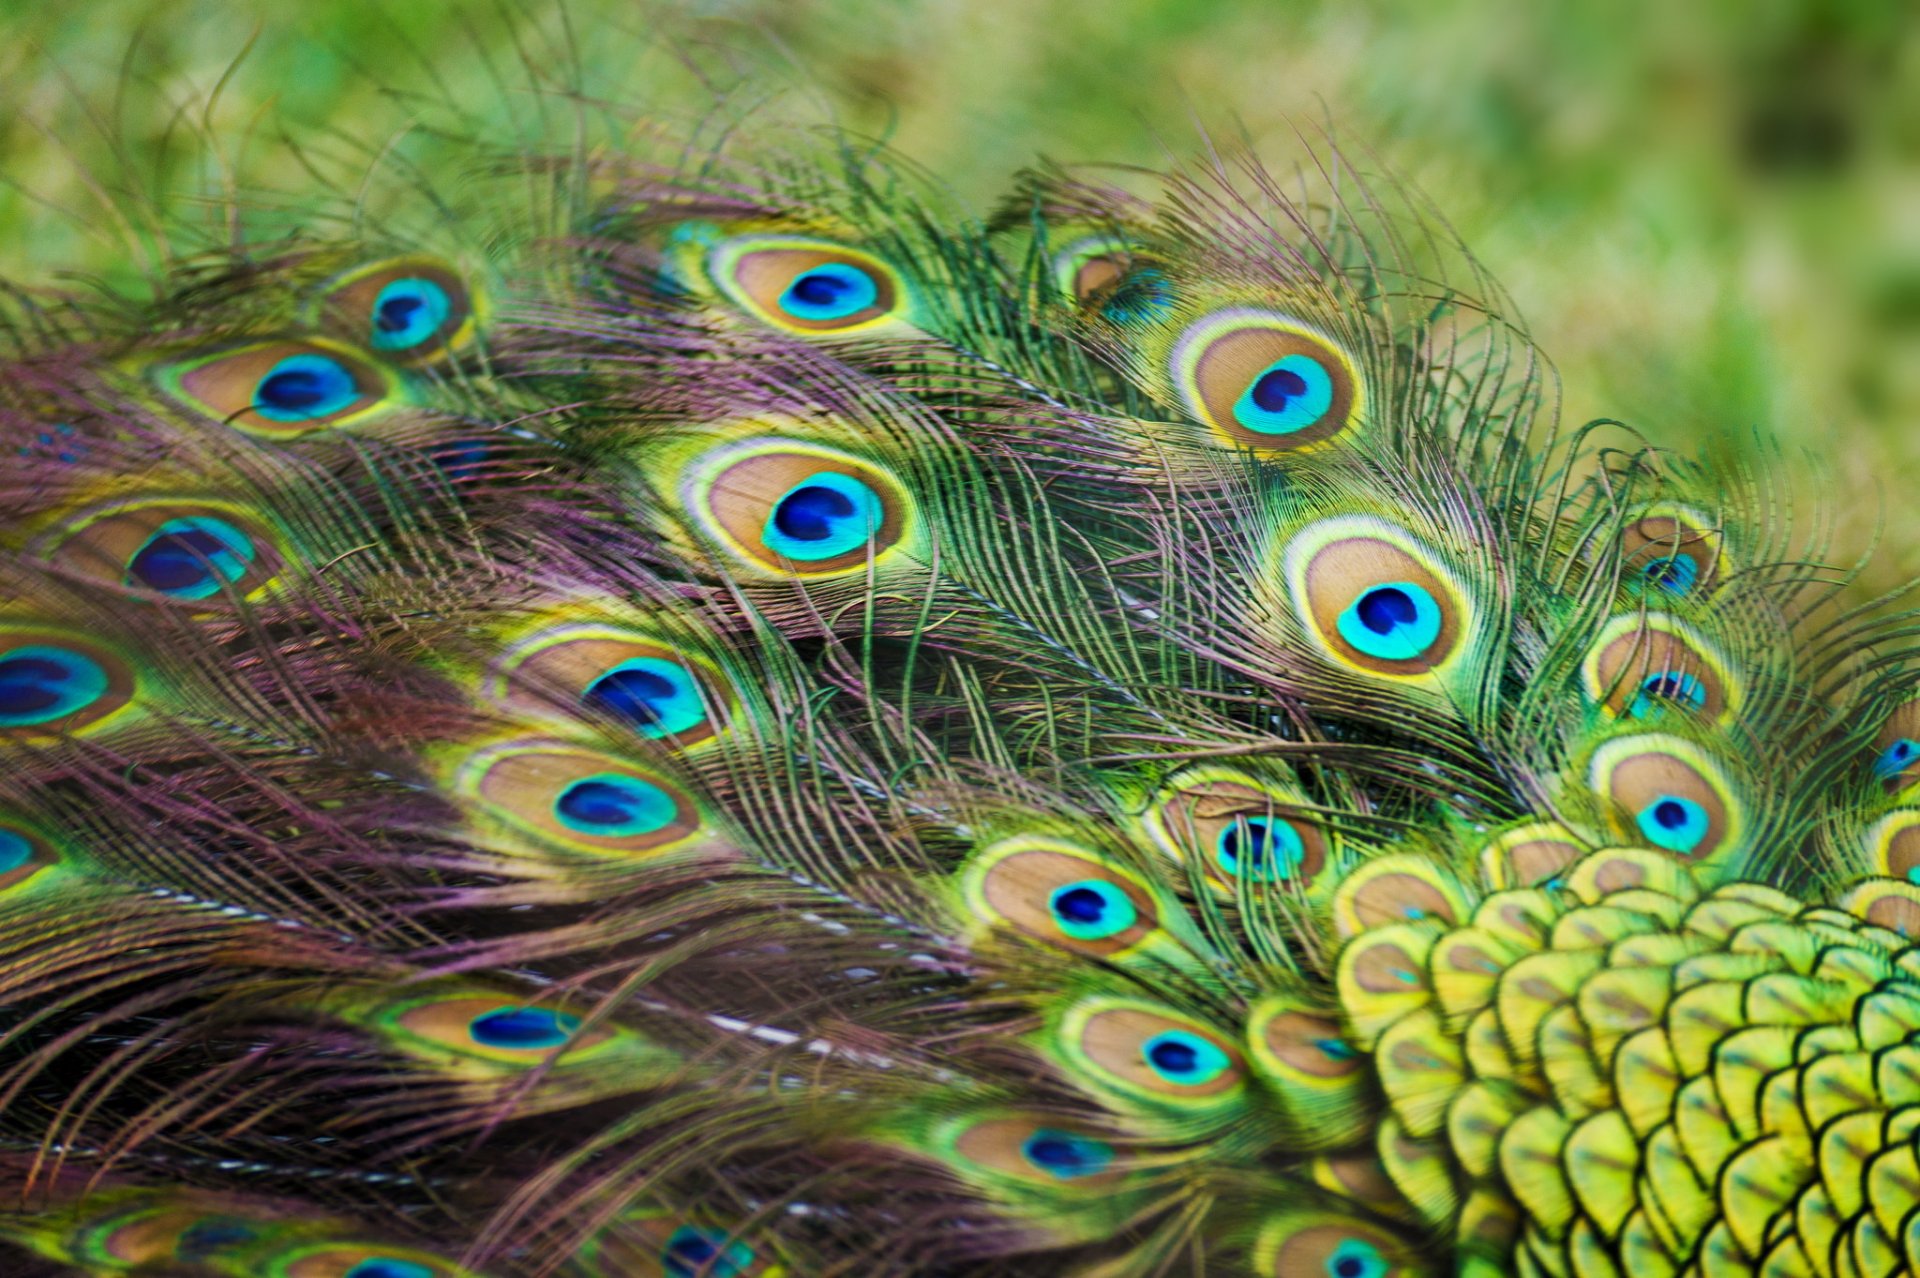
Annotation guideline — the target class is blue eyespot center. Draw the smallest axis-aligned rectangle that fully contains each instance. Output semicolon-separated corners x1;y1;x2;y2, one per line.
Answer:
1232;352;1335;435
1334;581;1444;662
0;828;33;875
175;1219;258;1260
1046;879;1139;940
1325;1239;1390;1278
371;278;454;350
1639;555;1699;594
1021;1129;1114;1179
553;773;678;837
1141;1029;1230;1085
778;263;880;322
0;646;111;727
468;1006;581;1050
1636;793;1711;854
585;658;706;739
1097;267;1173;324
762;472;885;562
1216;816;1306;882
1631;671;1707;717
664;1226;755;1278
1875;737;1919;781
344;1260;436;1278
253;353;361;422
127;517;257;599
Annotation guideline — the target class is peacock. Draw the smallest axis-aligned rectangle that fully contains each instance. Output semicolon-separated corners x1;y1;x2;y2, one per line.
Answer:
0;43;1916;1278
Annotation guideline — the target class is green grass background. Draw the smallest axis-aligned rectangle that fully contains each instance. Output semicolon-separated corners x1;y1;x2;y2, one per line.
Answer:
2;0;1914;584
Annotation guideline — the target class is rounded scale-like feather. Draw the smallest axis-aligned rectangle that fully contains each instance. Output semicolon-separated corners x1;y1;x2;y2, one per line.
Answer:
678;437;912;578
492;624;730;747
312;257;479;363
1870;696;1920;792
1243;994;1374;1147
957;836;1166;958
1251;1208;1431;1278
1588;734;1744;865
1581;615;1737;723
1281;516;1473;681
1050;996;1247;1120
0;629;138;738
38;499;283;603
455;739;711;859
1619;505;1724;599
150;338;402;437
1330;854;1468;940
1139;767;1334;893
1475;821;1589;890
1169;309;1363;450
705;235;907;335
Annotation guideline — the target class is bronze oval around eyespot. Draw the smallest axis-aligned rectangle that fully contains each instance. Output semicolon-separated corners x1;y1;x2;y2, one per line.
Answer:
950;1115;1129;1188
1586;619;1729;720
1260;1009;1364;1080
1621;512;1720;596
1182;319;1360;449
697;447;907;576
1158;780;1331;888
43;502;283;604
316;257;476;364
1298;534;1462;676
467;743;704;857
976;845;1160;956
726;246;898;332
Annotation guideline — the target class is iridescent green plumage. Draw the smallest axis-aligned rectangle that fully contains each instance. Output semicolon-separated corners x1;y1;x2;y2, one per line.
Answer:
0;44;1913;1278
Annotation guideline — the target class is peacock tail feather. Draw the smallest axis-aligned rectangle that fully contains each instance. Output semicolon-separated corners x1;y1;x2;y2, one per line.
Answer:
0;43;1915;1278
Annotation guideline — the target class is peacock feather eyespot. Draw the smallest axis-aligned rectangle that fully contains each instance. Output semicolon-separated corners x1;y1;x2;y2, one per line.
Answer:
680;437;912;577
1582;615;1737;723
467;1005;581;1050
1170;309;1362;449
1871;697;1920;792
959;837;1160;957
493;625;730;746
659;1225;760;1278
1329;855;1466;939
0;631;137;737
1046;232;1172;322
313;257;478;363
1020;1128;1114;1180
151;338;402;437
383;992;613;1067
1589;734;1742;864
1620;506;1723;598
707;236;905;334
457;739;707;857
0;820;61;895
1140;768;1333;893
1140;1029;1232;1086
553;772;679;838
1252;1212;1419;1278
1054;998;1246;1113
259;1243;468;1278
934;1111;1130;1194
1283;516;1471;680
1214;815;1307;883
38;500;283;603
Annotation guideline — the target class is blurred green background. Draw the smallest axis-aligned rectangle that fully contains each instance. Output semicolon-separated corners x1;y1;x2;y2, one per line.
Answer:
2;0;1914;584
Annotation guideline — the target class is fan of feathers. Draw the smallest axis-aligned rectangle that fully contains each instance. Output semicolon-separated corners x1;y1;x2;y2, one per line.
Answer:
0;27;1918;1278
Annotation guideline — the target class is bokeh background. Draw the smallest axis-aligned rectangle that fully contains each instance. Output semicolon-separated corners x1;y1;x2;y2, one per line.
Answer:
2;0;1915;585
